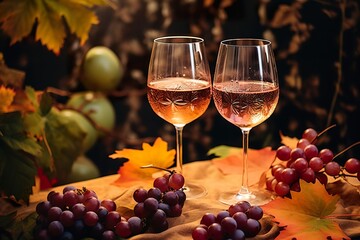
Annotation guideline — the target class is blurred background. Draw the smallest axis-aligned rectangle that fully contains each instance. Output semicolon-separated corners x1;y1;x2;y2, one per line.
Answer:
1;0;359;178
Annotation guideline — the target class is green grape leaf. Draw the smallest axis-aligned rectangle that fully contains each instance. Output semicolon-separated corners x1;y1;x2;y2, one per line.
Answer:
0;0;110;54
39;91;53;116
0;112;41;204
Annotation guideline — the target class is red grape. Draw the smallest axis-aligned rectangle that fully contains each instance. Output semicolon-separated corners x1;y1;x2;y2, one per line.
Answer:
344;158;360;174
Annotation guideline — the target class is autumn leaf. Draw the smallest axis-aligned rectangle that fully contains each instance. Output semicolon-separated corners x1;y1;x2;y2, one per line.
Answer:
262;180;350;240
0;85;15;113
279;131;299;149
109;137;175;183
0;0;111;54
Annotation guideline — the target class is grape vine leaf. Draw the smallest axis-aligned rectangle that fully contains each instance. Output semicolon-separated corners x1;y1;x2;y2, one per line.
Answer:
109;137;175;183
0;111;41;204
262;180;350;240
0;0;111;54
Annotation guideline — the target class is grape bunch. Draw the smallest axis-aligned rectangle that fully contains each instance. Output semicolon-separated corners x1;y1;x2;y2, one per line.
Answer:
133;171;186;233
34;170;186;239
192;201;263;240
266;127;360;197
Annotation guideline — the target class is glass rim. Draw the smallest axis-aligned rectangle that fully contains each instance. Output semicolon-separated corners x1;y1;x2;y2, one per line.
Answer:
220;38;272;47
154;36;204;44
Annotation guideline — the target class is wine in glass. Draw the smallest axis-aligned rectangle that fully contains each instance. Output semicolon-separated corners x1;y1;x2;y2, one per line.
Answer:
213;38;279;205
147;36;212;199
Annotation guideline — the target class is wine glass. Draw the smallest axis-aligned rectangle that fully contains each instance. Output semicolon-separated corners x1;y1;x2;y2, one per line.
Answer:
147;36;212;199
213;39;279;205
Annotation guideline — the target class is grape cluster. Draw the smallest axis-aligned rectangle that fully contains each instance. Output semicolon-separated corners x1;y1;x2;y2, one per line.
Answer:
34;171;186;239
192;201;263;240
133;171;186;233
266;128;360;197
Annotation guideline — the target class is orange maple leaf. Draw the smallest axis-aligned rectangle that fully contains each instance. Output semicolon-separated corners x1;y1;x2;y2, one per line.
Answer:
262;180;350;240
109;137;175;184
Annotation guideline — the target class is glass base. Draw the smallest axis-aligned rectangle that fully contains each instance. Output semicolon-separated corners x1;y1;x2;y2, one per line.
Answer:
219;187;274;206
183;182;207;200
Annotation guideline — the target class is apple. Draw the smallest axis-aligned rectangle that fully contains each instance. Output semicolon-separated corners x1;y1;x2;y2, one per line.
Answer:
60;109;98;152
81;46;124;92
66;92;116;136
59;155;100;184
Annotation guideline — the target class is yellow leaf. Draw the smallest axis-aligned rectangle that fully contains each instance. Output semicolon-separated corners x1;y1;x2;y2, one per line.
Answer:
109;138;175;183
0;86;16;113
0;0;110;54
262;180;349;240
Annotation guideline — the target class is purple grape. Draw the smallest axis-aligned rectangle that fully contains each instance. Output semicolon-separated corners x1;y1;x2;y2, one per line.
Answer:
246;206;263;220
71;203;85;220
83;211;98;227
47;220;64;238
200;213;216;227
208;223;222;240
133;188;148;203
62;185;76;194
153;176;169;192
128;216;143;235
63;190;78;208
232;229;246;240
104;211;121;230
232;212;248;229
221;216;237;235
192;226;208;240
147;187;162;201
59;210;74;227
48;206;62;222
163;191;179;206
84;196;100;212
115;221;132;238
102;230;116;240
216;210;230;223
244;218;261;237
101;199;117;211
143;197;159;216
36;201;51;216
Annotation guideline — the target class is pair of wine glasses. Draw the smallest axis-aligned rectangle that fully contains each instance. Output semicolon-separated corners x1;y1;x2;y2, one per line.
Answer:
147;36;279;206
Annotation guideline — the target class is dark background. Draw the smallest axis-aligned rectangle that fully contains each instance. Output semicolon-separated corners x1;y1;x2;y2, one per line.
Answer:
1;0;359;176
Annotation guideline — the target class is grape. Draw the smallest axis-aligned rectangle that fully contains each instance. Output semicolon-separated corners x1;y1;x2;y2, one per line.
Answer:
147;187;162;201
49;192;65;209
83;189;98;200
208;223;222;240
59;210;75;227
101;199;117;212
216;210;230;223
102;230;116;240
325;162;341;176
48;220;64;238
153;176;169;192
128;216;143;235
290;181;301;192
143;197;159;216
151;209;167;228
280;168;298;185
221;216;237;235
63;186;76;194
84;196;100;212
36;229;50;240
175;190;186;206
319;148;334;164
192;226;208;240
153;219;169;233
63;190;78;208
309;157;323;172
304;144;318;160
48;206;63;222
232;229;246;240
300;168;316;183
163;191;179;206
265;177;275;191
232;212;248;229
244;218;261;237
104;211;121;230
36;201;51;216
237;201;251;212
297;138;311;150
200;213;217;227
292;158;308;173
302;128;318;142
228;203;244;216
290;148;305;161
71;203;86;220
60;231;74;240
168;172;185;190
274;181;290;196
115;221;132;238
271;164;285;176
158;202;171;216
97;206;109;220
134;202;146;218
133;188;148;203
83;211;99;227
246;206;263;220
169;203;183;217
276;145;291;161
273;167;284;182
344;158;360;174
89;222;104;239
47;191;56;201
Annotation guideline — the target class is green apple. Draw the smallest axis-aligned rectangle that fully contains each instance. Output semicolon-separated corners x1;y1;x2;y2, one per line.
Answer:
66;92;116;135
81;46;124;92
60;109;98;152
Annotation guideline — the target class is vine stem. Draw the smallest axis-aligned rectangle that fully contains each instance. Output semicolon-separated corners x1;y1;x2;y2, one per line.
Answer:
327;0;345;126
140;164;173;174
333;141;360;160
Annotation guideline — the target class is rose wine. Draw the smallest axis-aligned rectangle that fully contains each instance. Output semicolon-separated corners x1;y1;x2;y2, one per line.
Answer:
148;77;211;126
213;81;279;129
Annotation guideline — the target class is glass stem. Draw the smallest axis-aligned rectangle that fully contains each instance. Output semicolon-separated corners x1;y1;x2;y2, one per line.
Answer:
175;125;184;175
240;128;251;195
